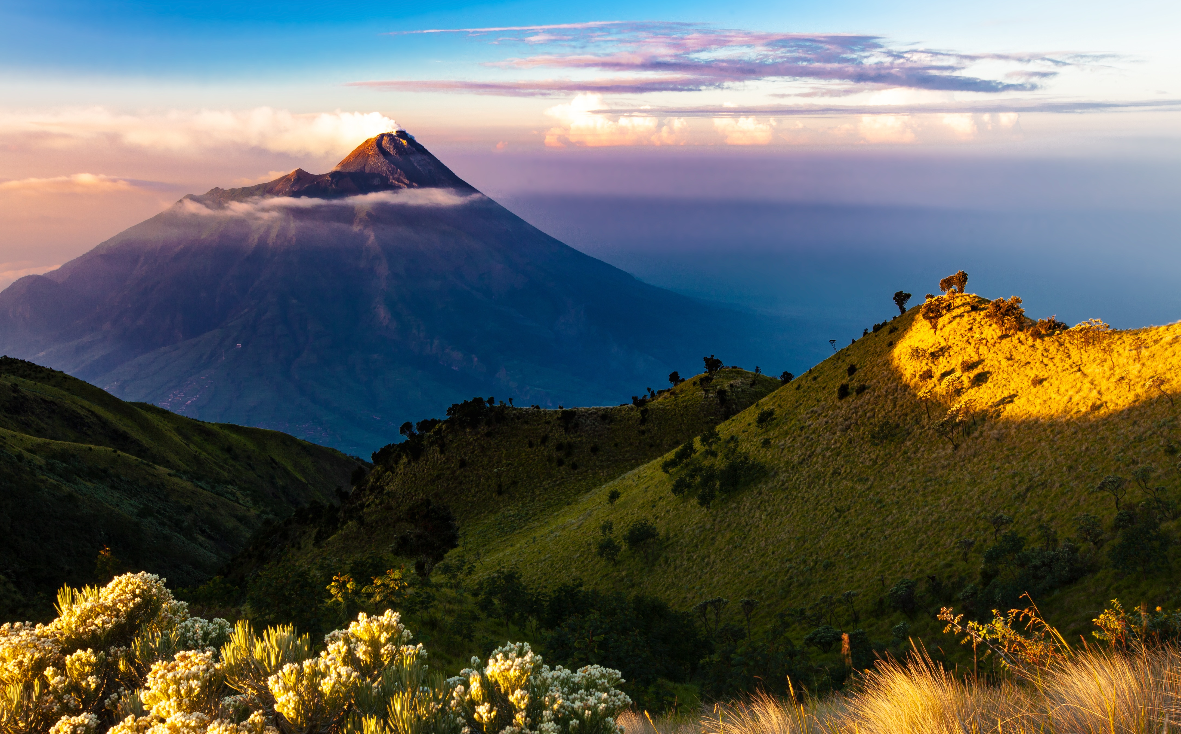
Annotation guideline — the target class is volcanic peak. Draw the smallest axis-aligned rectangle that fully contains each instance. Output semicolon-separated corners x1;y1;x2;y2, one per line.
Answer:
190;130;475;206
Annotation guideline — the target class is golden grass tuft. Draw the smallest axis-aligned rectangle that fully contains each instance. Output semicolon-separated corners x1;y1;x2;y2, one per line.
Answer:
698;646;1181;733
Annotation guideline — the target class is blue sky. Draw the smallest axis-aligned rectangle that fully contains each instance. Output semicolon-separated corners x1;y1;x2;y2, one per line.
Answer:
0;0;1178;335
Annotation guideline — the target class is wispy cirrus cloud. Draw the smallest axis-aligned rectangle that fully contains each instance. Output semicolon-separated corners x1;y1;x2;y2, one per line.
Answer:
354;21;1083;98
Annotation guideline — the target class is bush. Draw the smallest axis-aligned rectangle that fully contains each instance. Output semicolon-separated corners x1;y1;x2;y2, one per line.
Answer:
756;408;775;427
779;371;794;384
837;383;851;400
703;355;723;374
984;296;1025;334
661;441;695;473
4;574;634;734
1028;315;1068;339
623;520;659;550
1109;508;1172;573
596;536;621;563
803;625;842;653
887;578;917;616
607;489;621;504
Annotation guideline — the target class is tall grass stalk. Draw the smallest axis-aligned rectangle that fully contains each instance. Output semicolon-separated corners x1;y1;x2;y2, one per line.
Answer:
697;646;1181;734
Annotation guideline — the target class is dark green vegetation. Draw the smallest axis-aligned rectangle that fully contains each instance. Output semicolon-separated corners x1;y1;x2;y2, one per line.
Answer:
0;356;362;619
0;132;793;455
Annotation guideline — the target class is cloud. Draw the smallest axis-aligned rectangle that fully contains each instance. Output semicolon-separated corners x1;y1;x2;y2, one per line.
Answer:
543;94;689;147
178;188;483;220
0;173;140;193
604;97;1181;118
0;108;399;157
858;115;916;144
713;117;775;145
355;22;1077;98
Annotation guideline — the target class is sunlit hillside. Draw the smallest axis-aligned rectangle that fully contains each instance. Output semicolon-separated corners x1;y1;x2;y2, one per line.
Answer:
478;290;1180;643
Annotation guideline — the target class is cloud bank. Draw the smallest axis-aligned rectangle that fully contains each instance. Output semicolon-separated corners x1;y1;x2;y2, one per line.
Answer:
0;108;399;157
178;188;484;220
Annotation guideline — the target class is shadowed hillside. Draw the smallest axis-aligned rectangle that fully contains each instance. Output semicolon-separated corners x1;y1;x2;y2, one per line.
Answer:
0;357;362;618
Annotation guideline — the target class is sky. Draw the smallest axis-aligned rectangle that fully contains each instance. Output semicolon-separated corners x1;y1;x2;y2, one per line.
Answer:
0;0;1178;347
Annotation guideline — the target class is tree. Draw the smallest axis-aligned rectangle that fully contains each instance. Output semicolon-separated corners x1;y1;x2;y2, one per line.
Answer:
596;536;621;563
703;355;723;374
840;591;859;624
740;598;759;638
779;371;794;384
887;578;917;616
1094;475;1128;512
893;291;912;315
668;371;683;386
939;270;969;294
989;513;1014;539
399;421;415;439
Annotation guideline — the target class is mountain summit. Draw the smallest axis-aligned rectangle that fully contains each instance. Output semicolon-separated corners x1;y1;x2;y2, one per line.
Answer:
196;131;474;204
0;133;792;454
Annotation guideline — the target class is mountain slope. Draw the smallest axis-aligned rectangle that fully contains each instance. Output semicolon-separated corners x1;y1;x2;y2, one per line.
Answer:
0;131;793;454
487;292;1180;639
0;357;362;618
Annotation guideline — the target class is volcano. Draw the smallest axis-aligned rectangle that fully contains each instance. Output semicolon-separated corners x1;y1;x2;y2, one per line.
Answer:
0;131;792;454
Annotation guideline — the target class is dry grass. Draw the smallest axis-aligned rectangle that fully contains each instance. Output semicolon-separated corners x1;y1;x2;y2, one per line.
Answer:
697;646;1181;734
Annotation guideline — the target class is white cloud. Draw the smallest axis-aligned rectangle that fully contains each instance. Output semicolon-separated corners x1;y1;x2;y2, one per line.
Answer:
0;173;138;193
941;113;978;139
0;108;399;157
858;115;917;144
713;117;774;145
544;94;689;147
178;188;483;220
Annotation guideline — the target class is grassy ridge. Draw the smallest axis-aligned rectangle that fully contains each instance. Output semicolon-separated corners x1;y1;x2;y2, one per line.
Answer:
0;357;363;617
477;294;1180;644
275;369;781;571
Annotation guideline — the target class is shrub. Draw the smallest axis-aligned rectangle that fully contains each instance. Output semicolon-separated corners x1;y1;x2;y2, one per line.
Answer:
1076;513;1106;547
623;520;659;550
803;625;842;653
756;408;775;427
703;355;723;374
596;536;621;563
1109;508;1172;573
779;371;794;385
892;291;912;315
920;296;951;329
836;383;851;400
607;489;621;505
661;441;695;473
887;579;917;616
984;296;1025;334
1028;315;1068;339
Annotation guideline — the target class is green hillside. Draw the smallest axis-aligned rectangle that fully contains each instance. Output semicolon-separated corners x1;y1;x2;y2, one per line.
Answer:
115;284;1181;704
0;356;363;618
484;291;1181;645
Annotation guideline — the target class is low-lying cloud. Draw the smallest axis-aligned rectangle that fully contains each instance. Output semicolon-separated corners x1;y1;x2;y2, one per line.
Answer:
178;188;484;220
0;108;399;157
0;173;141;193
